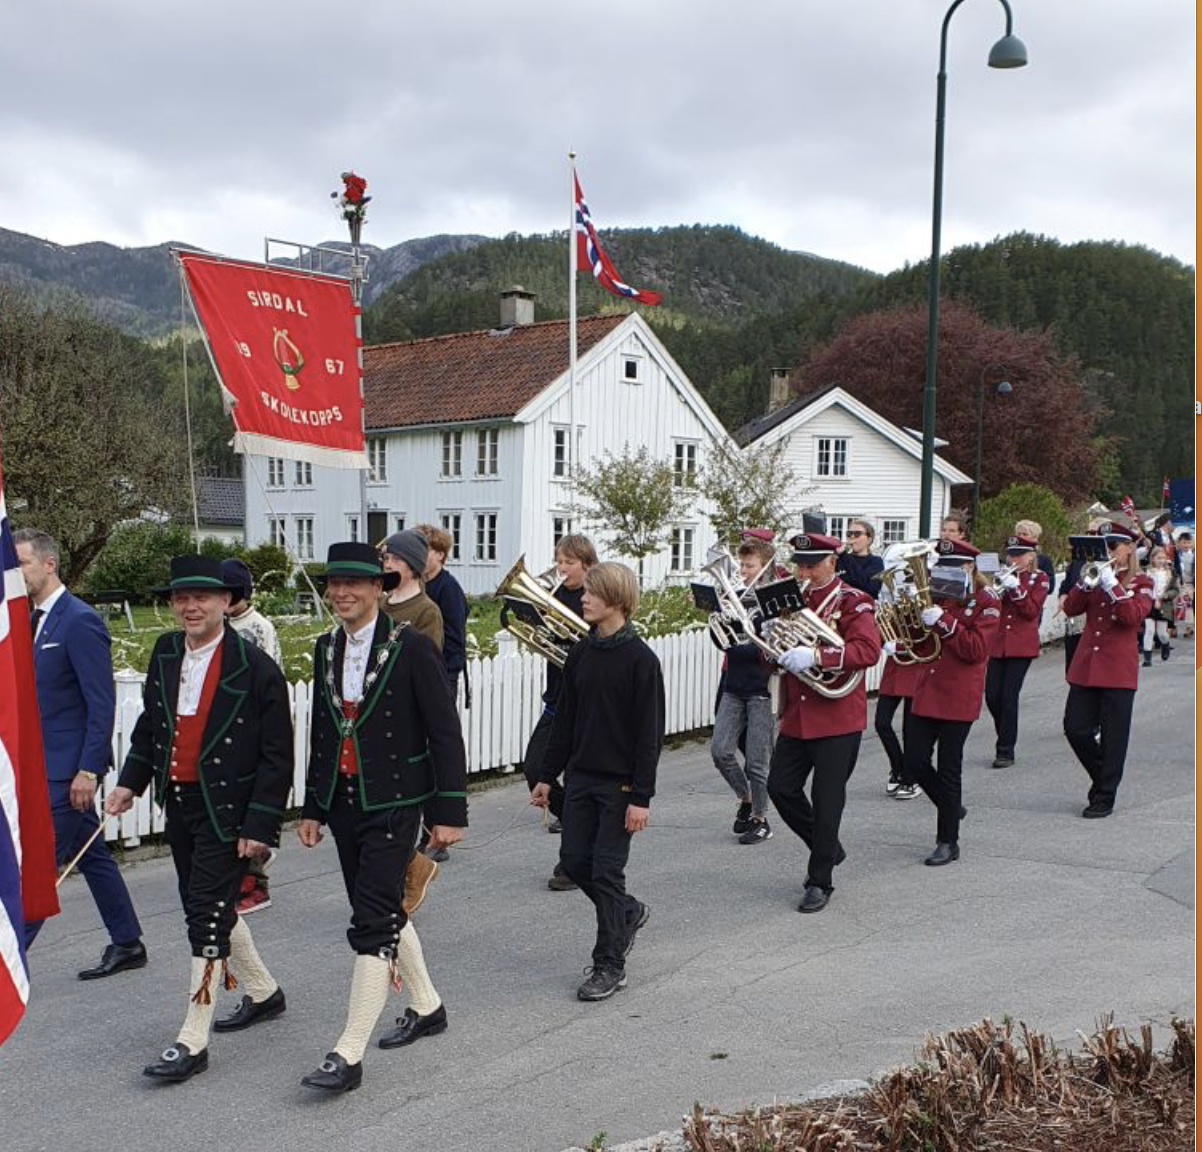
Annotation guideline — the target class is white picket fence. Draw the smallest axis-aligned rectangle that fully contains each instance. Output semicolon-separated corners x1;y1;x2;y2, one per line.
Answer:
102;594;1070;844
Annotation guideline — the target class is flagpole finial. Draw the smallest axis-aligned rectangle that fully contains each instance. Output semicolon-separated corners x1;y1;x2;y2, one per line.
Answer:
569;150;576;160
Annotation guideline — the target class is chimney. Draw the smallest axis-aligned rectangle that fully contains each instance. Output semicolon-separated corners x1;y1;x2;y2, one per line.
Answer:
499;285;536;327
767;367;793;413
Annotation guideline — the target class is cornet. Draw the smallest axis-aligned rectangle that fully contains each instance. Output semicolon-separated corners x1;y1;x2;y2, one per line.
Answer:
1080;559;1115;589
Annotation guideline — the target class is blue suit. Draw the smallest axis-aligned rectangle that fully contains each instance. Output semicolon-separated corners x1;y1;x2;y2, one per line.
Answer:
25;589;141;947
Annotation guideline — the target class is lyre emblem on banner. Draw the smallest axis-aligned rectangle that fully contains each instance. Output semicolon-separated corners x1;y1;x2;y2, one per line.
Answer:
272;328;305;392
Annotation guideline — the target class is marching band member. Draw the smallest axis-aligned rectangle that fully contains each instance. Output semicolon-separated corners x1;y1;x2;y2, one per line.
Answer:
767;532;882;913
1061;523;1153;818
106;556;293;1082
875;650;924;801
983;535;1051;768
903;540;1000;866
297;543;467;1093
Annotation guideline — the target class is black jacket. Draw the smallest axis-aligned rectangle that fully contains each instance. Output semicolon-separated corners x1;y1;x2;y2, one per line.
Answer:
118;626;293;845
836;553;885;599
303;614;468;826
425;569;469;675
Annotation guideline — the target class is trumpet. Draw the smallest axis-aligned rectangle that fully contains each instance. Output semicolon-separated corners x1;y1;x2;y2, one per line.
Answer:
1080;558;1115;590
989;562;1021;595
874;541;941;665
495;555;589;666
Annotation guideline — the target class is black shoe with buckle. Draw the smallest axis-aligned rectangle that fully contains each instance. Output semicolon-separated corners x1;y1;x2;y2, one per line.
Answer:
732;800;753;835
301;1052;362;1093
378;1004;448;1049
798;884;830;913
213;987;286;1033
78;940;148;981
577;966;627;1001
623;902;650;957
924;842;960;866
143;1043;208;1083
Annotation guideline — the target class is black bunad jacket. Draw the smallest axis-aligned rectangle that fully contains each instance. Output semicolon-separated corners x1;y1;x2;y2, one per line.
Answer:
117;626;294;845
302;615;468;828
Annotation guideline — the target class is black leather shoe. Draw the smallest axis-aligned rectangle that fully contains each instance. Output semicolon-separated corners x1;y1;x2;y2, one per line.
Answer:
377;1004;449;1049
547;864;578;891
990;756;1014;769
797;885;830;913
78;940;147;981
213;987;286;1032
143;1043;208;1083
623;902;650;957
301;1052;362;1093
1082;803;1114;819
834;845;847;866
924;842;960;866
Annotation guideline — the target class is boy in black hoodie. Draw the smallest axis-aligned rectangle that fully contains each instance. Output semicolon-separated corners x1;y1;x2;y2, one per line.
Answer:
532;562;665;1001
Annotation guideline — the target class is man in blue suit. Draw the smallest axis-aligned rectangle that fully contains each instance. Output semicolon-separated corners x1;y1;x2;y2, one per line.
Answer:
15;528;147;978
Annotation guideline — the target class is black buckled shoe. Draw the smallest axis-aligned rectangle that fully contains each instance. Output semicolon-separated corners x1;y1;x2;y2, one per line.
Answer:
377;1004;448;1049
143;1044;208;1083
301;1052;362;1093
78;940;147;981
798;884;830;913
924;842;960;866
1082;802;1114;819
213;987;286;1032
623;902;650;957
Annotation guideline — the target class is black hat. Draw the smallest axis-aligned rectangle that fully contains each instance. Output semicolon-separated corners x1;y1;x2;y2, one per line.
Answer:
153;555;239;596
220;558;254;601
316;542;399;591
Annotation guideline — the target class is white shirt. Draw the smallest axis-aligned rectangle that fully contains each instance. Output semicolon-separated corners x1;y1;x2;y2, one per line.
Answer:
341;617;378;703
228;606;282;666
32;583;67;640
177;632;223;716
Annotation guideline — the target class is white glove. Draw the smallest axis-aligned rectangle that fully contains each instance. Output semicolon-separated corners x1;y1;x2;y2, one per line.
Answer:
921;606;944;627
761;618;780;641
1000;572;1020;590
882;640;898;657
779;646;817;675
1099;566;1119;591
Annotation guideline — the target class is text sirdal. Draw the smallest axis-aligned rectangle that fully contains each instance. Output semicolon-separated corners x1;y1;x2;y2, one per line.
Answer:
246;290;309;316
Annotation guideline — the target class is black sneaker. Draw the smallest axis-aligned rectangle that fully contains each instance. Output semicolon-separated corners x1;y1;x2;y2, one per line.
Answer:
624;901;650;957
547;864;578;891
885;773;903;796
738;818;772;845
547;818;563;834
577;966;627;1001
732;801;753;835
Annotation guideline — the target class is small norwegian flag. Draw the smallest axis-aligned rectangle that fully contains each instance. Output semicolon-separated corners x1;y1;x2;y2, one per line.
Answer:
574;176;662;306
1119;494;1138;521
1163;476;1171;503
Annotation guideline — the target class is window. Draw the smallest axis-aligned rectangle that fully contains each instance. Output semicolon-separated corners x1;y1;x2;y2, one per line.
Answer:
815;436;849;478
552;515;574;544
295;517;315;561
439;513;462;561
441;431;463;478
348;516;359;543
268;517;287;548
623;356;641;382
552;426;570;478
294;460;313;487
266;457;285;488
670;526;695;573
394;515;406;533
827;515;848;541
367;437;387;483
881;518;908;545
673;441;698;488
475;428;499;476
474;512;498;562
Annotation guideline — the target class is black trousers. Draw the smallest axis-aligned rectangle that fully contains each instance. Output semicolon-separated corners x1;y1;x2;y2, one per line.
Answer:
164;785;249;959
984;656;1033;759
874;694;912;782
558;771;641;971
326;778;420;956
1063;685;1136;810
904;715;972;845
767;732;860;891
522;709;565;819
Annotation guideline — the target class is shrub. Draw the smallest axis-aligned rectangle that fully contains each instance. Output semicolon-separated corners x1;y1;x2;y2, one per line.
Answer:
975;483;1075;563
240;543;292;593
84;522;196;603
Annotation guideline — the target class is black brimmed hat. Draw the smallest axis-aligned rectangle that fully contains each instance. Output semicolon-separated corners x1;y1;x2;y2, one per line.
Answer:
316;542;399;591
153;555;239;596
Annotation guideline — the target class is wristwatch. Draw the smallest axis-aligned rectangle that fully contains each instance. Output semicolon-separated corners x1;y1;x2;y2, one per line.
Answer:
78;771;99;782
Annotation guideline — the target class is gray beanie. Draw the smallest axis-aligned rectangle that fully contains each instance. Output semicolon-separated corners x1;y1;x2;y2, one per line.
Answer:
381;529;428;579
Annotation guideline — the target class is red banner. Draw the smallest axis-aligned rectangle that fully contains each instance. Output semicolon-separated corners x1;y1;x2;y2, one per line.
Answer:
179;253;367;469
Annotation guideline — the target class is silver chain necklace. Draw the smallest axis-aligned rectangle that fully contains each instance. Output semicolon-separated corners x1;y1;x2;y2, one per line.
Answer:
325;620;409;738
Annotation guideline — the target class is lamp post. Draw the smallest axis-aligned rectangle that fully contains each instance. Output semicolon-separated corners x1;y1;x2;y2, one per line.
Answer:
917;0;1027;538
972;364;1012;528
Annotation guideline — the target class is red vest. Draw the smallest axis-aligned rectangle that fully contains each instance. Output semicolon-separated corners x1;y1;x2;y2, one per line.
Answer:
169;650;224;782
338;702;360;776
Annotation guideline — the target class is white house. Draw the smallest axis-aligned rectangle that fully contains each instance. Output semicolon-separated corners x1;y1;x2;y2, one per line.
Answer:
735;377;974;545
243;291;732;594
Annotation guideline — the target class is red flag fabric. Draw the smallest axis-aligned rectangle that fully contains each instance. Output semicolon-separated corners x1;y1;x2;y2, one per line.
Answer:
574;176;663;306
1163;476;1171;503
1119;494;1138;522
179;253;367;469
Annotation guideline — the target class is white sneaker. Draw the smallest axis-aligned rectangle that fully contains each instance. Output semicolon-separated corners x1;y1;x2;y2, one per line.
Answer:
885;775;903;796
893;783;920;800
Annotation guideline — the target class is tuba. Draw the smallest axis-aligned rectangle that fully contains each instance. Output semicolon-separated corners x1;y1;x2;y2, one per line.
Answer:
495;555;589;667
874;541;941;665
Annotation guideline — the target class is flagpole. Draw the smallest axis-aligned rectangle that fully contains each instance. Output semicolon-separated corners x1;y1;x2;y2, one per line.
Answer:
568;150;578;504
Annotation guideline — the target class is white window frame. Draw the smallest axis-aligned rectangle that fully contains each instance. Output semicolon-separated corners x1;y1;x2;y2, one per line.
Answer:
826;515;849;541
673;440;699;488
439;512;463;561
267;517;287;549
295;516;315;562
348;515;360;543
367;437;388;484
622;354;642;384
814;436;850;479
669;525;696;574
440;430;463;479
474;427;500;478
294;460;313;488
266;457;286;489
880;518;909;545
551;514;575;544
394;515;407;533
551;425;571;479
473;511;499;563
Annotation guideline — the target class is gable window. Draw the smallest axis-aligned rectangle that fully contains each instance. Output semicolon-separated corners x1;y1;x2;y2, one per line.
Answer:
367;437;387;483
295;517;315;561
474;512;498;562
880;518;908;545
669;526;695;573
266;457;285;488
552;426;570;478
476;428;499;477
815;436;849;478
294;460;313;487
623;356;641;383
441;431;463;478
673;441;698;487
439;513;462;561
268;517;287;549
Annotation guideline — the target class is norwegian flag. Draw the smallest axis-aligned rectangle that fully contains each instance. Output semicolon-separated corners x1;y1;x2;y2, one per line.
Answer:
0;440;59;1047
1163;476;1171;503
1119;494;1138;522
574;176;662;306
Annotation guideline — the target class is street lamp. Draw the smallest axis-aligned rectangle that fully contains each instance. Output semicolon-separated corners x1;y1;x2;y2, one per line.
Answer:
917;1;1028;538
972;364;1012;529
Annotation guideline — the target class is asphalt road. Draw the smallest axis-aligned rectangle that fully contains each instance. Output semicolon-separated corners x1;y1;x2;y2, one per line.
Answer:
2;644;1194;1152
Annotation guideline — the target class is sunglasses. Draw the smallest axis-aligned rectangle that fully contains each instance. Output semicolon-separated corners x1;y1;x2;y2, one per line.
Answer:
845;530;867;538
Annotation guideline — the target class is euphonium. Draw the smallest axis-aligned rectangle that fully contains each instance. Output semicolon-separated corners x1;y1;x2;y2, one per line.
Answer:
495;555;589;666
874;541;941;665
698;547;773;651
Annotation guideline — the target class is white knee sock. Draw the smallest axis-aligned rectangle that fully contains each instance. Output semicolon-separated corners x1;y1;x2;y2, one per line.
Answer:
177;957;217;1055
333;954;392;1065
395;921;442;1016
229;916;279;1003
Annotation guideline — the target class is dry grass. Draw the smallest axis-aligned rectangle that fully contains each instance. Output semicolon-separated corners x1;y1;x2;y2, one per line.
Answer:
683;1016;1194;1152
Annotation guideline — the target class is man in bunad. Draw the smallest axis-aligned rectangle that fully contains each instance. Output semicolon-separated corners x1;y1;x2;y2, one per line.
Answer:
1061;522;1153;818
105;556;293;1083
983;535;1051;769
297;542;467;1093
767;532;882;914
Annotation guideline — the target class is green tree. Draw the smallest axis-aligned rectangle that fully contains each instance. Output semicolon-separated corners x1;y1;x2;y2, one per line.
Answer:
698;438;817;546
975;483;1075;563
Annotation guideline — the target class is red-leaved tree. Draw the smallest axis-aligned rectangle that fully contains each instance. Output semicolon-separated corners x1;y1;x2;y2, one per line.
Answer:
791;301;1100;504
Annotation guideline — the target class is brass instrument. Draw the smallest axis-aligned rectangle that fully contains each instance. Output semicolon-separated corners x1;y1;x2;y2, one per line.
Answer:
697;546;774;651
495;555;589;666
989;562;1022;596
1080;558;1115;590
874;541;941;665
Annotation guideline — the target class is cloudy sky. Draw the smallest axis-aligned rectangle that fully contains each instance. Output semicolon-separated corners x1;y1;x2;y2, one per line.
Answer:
0;1;1193;273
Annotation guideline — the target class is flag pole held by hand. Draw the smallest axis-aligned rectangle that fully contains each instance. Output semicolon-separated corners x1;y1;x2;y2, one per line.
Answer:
56;815;116;888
